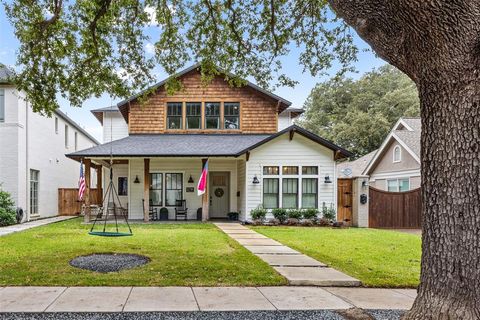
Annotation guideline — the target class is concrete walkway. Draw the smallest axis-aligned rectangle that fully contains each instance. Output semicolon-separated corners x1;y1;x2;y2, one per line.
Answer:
214;223;361;287
0;286;417;312
0;216;74;237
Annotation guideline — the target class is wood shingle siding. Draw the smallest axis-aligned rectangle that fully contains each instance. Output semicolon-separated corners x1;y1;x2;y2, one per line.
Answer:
128;71;280;134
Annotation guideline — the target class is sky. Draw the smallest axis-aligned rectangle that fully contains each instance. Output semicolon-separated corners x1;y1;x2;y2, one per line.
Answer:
0;6;386;142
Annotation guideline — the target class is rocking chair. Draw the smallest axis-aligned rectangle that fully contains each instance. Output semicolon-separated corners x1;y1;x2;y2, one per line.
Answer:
175;200;188;221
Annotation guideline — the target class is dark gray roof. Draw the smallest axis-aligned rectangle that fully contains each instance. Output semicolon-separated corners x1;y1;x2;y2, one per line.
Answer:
117;63;292;122
55;109;100;145
67;125;353;160
394;118;421;157
0;65;14;84
337;150;377;177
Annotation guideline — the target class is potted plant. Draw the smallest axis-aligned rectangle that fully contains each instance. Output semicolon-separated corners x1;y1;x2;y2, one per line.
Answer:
227;212;239;221
160;207;169;220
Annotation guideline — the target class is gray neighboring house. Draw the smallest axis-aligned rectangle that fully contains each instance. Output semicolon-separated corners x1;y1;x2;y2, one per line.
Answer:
338;117;421;192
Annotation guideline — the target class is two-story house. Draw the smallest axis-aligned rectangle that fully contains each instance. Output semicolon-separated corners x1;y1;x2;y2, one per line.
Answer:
68;64;352;222
0;65;99;221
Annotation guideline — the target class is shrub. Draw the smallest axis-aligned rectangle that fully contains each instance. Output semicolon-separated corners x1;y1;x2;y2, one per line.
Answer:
286;218;300;226
250;205;267;221
302;208;319;220
317;217;331;226
0;189;16;227
271;208;288;223
301;219;314;227
287;208;303;220
322;205;336;220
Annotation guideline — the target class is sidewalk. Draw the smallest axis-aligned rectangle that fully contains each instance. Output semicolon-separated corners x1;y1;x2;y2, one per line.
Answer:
0;216;74;237
0;286;417;312
214;223;361;287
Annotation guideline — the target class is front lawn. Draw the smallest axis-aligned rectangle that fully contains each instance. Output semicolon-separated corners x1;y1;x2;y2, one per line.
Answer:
0;218;286;286
252;226;421;288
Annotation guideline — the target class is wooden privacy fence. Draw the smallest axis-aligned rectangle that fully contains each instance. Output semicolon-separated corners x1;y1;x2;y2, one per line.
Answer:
58;188;102;216
369;187;422;228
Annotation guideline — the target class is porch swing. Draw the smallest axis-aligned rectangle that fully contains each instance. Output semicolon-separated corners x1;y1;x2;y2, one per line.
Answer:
88;103;133;237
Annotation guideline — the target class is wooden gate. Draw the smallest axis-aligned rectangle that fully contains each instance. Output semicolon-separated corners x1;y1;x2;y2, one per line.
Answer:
337;178;353;225
58;188;102;215
369;187;422;228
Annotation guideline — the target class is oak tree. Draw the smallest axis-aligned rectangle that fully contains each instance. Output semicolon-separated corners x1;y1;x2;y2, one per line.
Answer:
5;1;480;318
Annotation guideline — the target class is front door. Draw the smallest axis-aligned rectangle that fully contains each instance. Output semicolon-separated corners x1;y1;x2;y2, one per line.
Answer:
209;172;230;218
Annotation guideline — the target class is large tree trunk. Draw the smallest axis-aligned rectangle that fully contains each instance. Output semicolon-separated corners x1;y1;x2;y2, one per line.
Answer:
404;77;480;319
328;1;480;318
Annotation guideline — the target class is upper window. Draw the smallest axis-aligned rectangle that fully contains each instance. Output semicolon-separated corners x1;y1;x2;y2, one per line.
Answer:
55;117;58;134
74;132;78;151
282;166;298;175
30;169;39;214
167;102;183;129
186;102;201;129
64;125;69;148
0;89;4;122
118;177;128;196
393;145;401;162
224;102;240;129
205;102;220;129
263;166;279;175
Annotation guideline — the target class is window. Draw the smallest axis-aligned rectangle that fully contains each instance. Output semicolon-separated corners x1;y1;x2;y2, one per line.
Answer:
263;166;279;175
282;166;298;175
167;102;183;129
387;178;410;192
224;102;240;129
118;177;128;196
74;132;78;151
64;125;69;148
302;166;318;175
263;178;279;209
0;89;4;122
186;102;201;129
302;178;318;208
165;173;183;206
205;102;220;129
55;117;58;134
30;169;39;214
393;145;401;162
282;178;298;208
149;173;163;206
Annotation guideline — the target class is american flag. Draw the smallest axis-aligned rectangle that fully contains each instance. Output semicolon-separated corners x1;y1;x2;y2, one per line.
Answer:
78;160;86;201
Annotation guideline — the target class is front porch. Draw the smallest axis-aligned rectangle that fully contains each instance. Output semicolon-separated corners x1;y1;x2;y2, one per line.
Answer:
82;157;247;223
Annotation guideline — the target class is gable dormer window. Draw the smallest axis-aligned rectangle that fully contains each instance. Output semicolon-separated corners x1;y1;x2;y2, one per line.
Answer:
186;102;201;129
205;102;220;129
167;102;183;129
393;145;401;162
224;102;240;129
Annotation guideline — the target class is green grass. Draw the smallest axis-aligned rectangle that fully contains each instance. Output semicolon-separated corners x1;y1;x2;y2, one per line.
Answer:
252;226;421;288
0;218;286;286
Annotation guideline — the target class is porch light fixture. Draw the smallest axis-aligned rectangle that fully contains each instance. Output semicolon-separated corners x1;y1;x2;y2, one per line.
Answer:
362;180;369;188
324;175;332;184
134;175;140;184
188;175;194;183
252;175;260;184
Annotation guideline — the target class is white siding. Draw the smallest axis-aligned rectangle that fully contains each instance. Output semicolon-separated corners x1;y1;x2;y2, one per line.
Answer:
245;133;336;220
102;112;128;143
0;86;98;220
236;158;246;220
277;111;292;131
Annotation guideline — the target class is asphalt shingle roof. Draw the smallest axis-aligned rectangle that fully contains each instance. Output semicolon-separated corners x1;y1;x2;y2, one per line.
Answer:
0;65;14;84
67;134;271;158
394;118;421;157
337;150;377;177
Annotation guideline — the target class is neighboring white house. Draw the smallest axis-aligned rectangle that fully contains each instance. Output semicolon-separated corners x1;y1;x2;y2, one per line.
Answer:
0;65;99;221
68;64;352;222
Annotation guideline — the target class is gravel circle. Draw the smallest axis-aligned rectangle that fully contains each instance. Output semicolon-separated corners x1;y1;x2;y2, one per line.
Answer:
69;253;150;273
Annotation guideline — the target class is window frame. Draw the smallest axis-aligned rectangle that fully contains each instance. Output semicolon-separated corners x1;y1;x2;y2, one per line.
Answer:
204;102;221;129
149;173;164;207
118;177;128;196
165;173;184;207
0;88;4;123
393;145;402;163
30;169;39;215
386;177;410;192
223;102;240;130
74;132;78;151
55;117;58;134
282;178;299;209
166;102;184;130
64;125;69;148
302;178;318;208
263;178;279;209
186;102;202;130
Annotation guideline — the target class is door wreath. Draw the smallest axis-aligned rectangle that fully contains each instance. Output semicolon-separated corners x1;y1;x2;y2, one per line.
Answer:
214;188;224;198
